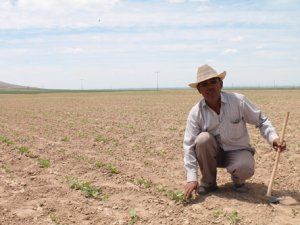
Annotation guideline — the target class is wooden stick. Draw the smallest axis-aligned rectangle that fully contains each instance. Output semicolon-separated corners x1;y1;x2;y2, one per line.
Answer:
266;112;290;197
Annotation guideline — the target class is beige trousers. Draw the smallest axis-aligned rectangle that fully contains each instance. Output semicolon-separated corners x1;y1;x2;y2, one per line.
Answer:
194;132;255;187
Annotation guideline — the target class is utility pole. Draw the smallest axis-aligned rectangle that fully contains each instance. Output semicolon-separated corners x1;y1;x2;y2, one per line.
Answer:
80;79;84;90
155;71;159;91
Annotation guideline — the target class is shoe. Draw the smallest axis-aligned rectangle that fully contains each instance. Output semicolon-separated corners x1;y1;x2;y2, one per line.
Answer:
198;185;218;195
233;183;249;193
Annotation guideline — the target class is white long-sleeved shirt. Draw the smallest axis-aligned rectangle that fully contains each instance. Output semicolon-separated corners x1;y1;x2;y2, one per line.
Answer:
183;91;279;182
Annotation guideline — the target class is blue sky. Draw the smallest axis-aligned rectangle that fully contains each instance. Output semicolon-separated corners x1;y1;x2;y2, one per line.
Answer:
0;0;299;89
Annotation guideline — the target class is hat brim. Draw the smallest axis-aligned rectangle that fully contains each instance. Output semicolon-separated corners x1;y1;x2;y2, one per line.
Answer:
188;71;226;88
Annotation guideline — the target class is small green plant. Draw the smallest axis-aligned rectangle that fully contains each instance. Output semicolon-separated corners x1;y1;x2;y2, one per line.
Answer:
212;209;239;224
19;146;30;154
58;149;66;154
27;151;38;158
134;177;152;188
292;209;299;217
226;210;239;225
95;160;105;168
213;208;225;218
94;160;119;174
50;214;66;225
106;164;119;174
69;179;101;199
156;185;167;193
95;135;108;143
129;209;140;224
166;190;185;203
74;155;87;162
112;139;119;146
1;164;11;173
61;137;69;142
38;158;51;168
0;136;14;145
158;149;166;156
101;194;109;202
132;144;140;151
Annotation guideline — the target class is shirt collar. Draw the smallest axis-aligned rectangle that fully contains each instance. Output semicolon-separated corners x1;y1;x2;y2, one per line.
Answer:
220;91;227;103
201;91;227;108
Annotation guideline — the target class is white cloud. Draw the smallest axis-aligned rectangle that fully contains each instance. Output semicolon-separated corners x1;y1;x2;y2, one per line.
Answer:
254;50;287;58
11;0;120;11
0;0;120;29
60;47;84;54
190;0;209;2
221;48;238;55
0;1;299;30
229;36;244;42
255;45;264;49
167;0;186;3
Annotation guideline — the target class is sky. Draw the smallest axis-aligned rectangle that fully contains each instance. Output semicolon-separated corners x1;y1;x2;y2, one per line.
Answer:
0;0;300;89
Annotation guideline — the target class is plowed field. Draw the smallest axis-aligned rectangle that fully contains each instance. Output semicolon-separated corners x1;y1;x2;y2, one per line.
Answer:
0;89;299;225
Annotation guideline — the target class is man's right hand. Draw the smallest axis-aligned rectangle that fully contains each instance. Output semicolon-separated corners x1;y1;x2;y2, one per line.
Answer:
184;181;199;200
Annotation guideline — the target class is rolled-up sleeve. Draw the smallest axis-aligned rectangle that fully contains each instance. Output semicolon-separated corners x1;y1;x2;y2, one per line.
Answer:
183;106;201;182
241;96;279;146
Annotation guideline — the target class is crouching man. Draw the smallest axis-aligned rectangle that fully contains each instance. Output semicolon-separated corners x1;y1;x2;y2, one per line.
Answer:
183;64;286;199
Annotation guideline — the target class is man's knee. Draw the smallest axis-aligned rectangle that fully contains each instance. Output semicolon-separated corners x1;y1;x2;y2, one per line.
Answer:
195;132;215;147
232;161;255;179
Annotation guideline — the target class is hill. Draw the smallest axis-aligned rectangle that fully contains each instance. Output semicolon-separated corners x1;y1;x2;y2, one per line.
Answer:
0;81;39;90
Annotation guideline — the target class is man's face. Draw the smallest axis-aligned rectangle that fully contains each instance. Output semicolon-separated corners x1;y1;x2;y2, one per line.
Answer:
197;77;222;102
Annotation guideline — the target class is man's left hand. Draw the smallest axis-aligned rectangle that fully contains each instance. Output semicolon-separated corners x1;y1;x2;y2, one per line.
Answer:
273;138;286;152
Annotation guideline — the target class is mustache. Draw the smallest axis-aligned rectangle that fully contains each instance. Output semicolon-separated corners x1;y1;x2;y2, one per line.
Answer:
205;88;215;93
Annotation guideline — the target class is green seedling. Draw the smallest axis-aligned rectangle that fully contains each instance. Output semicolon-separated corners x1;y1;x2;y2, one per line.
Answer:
227;210;239;225
292;209;299;217
134;177;152;188
212;209;239;225
50;214;66;225
95;135;108;143
70;179;101;199
1;164;12;173
74;155;87;162
27;151;39;158
158;149;166;156
106;164;119;174
112;139;119;147
132;144;139;151
61;137;70;142
0;136;14;145
38;158;51;168
126;124;134;129
58;149;66;154
101;194;109;202
213;208;225;218
18;146;38;158
95;161;119;174
19;146;30;154
129;209;140;224
95;161;105;168
1;164;14;179
166;190;185;203
156;185;167;193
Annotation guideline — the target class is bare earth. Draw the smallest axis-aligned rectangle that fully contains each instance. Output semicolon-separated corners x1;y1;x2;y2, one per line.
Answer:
0;89;299;225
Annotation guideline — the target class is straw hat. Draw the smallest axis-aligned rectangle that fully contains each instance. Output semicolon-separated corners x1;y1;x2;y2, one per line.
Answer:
188;64;226;88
